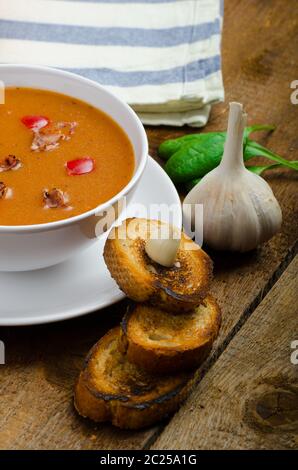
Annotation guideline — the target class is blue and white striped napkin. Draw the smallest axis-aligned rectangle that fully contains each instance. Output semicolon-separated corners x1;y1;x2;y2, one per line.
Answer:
0;0;224;127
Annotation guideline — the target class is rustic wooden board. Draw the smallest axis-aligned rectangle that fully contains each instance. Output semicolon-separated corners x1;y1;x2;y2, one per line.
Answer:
0;0;297;450
148;0;298;368
152;256;298;450
0;305;157;450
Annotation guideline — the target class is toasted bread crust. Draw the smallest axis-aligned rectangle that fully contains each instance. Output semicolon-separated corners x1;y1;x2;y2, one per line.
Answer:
119;296;221;374
74;327;193;429
104;218;213;312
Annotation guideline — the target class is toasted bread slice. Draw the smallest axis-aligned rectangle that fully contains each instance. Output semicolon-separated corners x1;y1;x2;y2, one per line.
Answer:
119;295;221;374
74;327;192;429
103;218;213;313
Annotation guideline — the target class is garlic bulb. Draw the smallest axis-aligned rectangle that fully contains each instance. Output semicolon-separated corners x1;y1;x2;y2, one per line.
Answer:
145;227;180;267
183;102;282;252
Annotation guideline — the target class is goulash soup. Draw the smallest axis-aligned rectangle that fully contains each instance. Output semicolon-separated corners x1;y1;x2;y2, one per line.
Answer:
0;88;135;225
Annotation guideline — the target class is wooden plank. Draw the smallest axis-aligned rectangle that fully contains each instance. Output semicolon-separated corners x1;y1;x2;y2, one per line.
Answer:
0;305;159;450
148;0;298;367
0;0;297;450
152;256;298;450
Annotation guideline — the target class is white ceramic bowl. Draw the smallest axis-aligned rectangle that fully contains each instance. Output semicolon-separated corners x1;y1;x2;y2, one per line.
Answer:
0;64;148;271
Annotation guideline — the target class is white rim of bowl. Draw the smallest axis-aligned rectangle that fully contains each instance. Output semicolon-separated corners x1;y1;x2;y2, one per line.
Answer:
0;64;148;233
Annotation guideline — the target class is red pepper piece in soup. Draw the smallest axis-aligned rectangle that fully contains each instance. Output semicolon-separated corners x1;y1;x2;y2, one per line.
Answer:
66;157;95;176
21;115;49;130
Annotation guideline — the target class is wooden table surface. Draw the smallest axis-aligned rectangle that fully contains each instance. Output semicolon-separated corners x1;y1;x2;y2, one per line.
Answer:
0;0;297;450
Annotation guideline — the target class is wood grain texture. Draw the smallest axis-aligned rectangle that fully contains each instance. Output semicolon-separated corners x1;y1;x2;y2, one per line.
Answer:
0;304;159;450
149;0;298;368
0;0;297;450
152;256;298;450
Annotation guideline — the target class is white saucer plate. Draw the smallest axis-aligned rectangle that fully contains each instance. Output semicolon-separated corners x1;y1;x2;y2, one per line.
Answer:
0;157;181;326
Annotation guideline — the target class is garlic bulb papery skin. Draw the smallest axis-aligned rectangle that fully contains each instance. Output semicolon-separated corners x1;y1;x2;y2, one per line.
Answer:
183;102;282;252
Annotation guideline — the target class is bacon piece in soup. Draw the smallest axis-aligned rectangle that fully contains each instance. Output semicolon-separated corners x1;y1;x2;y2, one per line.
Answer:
0;155;22;172
43;188;69;209
0;182;8;199
30;121;78;152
